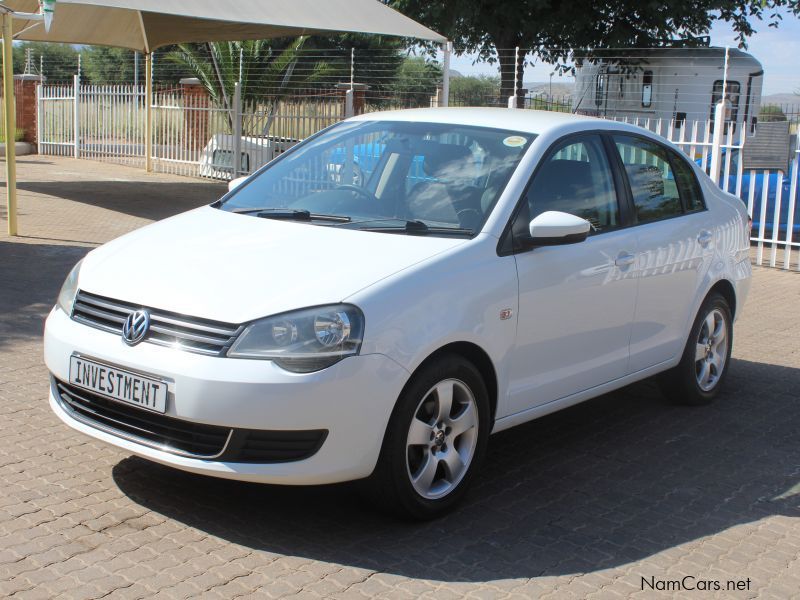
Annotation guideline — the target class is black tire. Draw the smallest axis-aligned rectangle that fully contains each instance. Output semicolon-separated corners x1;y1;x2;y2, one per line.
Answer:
659;292;733;406
364;353;491;520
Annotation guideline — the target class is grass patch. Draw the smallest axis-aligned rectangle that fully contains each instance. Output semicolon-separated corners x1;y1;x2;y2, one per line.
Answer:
0;127;25;143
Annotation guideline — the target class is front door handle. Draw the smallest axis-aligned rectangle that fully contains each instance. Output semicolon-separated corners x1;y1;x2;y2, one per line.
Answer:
697;230;713;246
615;252;636;267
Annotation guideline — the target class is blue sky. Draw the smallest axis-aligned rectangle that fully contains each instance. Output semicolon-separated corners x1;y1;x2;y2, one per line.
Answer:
444;10;800;96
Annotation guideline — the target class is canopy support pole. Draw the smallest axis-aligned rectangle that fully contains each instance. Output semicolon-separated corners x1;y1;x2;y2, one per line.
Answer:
145;52;152;172
2;12;17;235
441;41;451;108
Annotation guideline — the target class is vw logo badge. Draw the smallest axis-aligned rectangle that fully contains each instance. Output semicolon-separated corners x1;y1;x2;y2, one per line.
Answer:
122;309;150;346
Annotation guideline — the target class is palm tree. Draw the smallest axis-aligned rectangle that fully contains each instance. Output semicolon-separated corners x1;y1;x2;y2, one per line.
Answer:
168;37;336;135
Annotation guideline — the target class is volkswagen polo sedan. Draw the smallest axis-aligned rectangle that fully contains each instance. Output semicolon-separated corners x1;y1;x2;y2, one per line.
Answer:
45;108;752;519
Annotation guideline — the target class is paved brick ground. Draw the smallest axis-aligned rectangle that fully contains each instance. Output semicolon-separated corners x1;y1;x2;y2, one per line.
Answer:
1;156;799;599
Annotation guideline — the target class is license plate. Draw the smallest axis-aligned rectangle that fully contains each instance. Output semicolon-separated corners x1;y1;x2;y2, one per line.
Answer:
69;355;168;414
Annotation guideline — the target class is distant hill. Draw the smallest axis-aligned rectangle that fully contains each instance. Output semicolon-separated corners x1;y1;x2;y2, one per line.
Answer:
524;81;575;98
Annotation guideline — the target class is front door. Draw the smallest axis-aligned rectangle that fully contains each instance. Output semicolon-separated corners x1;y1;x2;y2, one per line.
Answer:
506;133;639;415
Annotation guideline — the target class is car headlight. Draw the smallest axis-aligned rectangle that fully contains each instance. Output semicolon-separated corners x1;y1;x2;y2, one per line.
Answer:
227;304;364;373
56;260;83;315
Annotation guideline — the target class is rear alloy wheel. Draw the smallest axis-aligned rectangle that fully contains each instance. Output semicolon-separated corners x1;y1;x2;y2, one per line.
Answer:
366;354;489;519
694;308;729;392
660;293;733;405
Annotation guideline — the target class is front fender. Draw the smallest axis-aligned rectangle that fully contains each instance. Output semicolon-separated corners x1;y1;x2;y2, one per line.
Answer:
348;235;519;420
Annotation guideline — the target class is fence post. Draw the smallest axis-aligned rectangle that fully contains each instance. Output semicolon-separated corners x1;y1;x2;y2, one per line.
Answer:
145;52;153;172
36;82;42;153
232;81;242;179
709;100;726;185
345;89;354;119
709;46;731;186
73;74;80;159
508;46;520;109
441;41;451;108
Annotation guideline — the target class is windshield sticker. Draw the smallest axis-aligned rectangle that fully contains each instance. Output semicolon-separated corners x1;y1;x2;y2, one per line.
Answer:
503;135;527;147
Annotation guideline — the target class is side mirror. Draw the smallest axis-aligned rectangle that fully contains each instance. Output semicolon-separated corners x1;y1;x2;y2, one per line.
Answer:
228;176;248;193
528;211;591;246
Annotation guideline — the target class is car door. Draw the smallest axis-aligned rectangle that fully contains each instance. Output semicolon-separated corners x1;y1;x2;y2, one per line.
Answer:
609;134;714;372
505;133;639;415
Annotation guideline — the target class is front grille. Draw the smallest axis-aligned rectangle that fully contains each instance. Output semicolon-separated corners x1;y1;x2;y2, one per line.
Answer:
54;379;328;463
72;291;243;356
56;380;231;458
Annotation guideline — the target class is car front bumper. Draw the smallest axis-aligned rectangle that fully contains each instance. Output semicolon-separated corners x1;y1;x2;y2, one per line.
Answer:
44;306;410;485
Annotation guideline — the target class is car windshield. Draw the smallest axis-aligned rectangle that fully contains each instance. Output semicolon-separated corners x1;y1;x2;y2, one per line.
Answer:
218;120;535;236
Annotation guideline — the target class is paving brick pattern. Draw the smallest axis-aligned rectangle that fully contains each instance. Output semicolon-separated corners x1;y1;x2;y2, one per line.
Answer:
1;157;799;599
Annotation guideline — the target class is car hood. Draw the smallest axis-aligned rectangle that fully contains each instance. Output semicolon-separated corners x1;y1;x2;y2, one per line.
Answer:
79;206;467;324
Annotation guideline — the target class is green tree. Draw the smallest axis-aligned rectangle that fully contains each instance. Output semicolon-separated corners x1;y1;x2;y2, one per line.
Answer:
449;75;500;106
299;34;407;104
81;47;136;83
13;42;79;82
391;57;443;107
390;0;800;105
758;105;788;122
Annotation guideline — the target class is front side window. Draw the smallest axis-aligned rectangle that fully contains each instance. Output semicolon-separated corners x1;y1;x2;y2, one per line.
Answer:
220;121;535;236
613;135;684;223
511;134;620;246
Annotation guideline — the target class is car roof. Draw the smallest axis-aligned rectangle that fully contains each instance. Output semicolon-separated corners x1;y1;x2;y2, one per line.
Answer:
347;107;602;136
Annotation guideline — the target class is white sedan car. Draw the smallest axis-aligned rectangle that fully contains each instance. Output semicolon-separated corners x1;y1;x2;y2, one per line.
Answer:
45;108;751;519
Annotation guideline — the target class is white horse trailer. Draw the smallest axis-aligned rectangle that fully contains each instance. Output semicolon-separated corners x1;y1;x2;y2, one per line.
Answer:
574;48;764;132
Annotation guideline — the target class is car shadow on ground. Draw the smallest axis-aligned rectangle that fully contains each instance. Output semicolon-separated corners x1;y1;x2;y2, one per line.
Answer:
112;358;800;581
11;180;226;221
0;241;92;351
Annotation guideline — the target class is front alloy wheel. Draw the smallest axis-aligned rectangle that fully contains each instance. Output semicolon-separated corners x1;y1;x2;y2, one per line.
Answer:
367;354;490;519
406;379;479;500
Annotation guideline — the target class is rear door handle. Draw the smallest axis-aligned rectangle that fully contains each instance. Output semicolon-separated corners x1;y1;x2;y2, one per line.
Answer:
615;252;636;267
697;230;713;246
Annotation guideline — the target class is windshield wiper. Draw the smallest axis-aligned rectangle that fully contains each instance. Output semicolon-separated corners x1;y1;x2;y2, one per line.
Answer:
233;207;351;223
355;219;473;236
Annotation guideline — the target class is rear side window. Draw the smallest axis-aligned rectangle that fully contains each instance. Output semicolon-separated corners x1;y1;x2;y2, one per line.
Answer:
613;135;683;224
670;154;705;212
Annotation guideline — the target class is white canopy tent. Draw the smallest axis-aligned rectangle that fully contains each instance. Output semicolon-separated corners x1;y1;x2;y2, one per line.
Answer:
4;0;446;51
0;0;448;235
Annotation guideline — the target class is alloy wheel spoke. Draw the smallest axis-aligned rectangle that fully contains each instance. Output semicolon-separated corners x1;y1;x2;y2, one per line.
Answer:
712;321;726;347
710;352;725;372
695;343;708;362
449;403;477;437
434;381;454;423
704;313;716;340
441;449;465;482
412;453;439;492
698;361;711;387
407;417;433;446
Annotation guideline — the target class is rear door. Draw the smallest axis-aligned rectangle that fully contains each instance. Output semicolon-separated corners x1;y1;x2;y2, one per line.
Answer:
610;134;713;372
